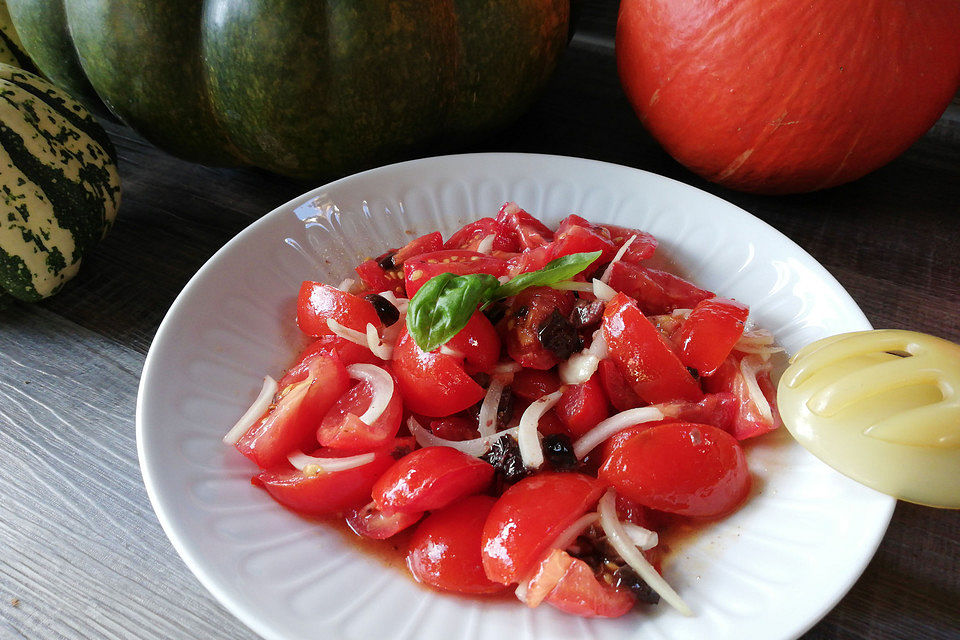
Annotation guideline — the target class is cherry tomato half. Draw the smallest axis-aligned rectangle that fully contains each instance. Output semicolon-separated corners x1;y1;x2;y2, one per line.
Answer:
236;349;350;469
373;446;494;514
555;373;610;438
317;369;403;452
526;549;634;618
407;495;507;595
675;297;749;376
606;261;713;316
393;326;486;417
481;472;605;584
506;286;576;370
599;422;751;518
296;282;380;337
254;443;401;515
602;293;702;404
345;500;424;540
403;250;507;297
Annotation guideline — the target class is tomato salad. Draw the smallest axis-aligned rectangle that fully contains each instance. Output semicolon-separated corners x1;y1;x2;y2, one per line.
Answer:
223;203;784;618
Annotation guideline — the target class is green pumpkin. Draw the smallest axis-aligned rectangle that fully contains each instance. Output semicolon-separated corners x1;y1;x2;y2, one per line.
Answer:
0;63;120;302
7;0;570;179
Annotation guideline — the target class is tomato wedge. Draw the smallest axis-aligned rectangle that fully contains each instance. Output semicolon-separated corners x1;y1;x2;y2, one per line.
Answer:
602;293;702;404
555;373;610;438
526;549;634;618
355;258;405;296
254;443;400;515
606;261;713;315
495;202;554;251
345;500;424;539
236;349;350;469
703;354;782;440
599;422;750;518
675;297;749;376
392;326;486;417
393;231;443;265
372;446;494;513
403;249;507;297
481;472;605;584
317;368;403;452
296;282;381;336
443;217;500;251
506;286;576;370
407;495;507;595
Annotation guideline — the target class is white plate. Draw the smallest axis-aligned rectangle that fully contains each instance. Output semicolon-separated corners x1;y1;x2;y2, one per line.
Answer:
137;153;894;640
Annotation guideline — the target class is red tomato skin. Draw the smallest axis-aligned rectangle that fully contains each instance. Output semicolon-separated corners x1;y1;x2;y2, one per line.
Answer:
444;311;501;374
393;231;443;265
599;422;751;518
443;217;500;251
372;446;495;514
505;245;552;277
481;472;606;584
496;202;554;250
599;223;658;263
296;282;381;336
511;368;562;402
602;294;703;404
506;287;576;370
393;327;486;417
597;358;644;412
254;445;398;515
292;335;382;371
403;250;506;297
555;374;611;438
703;355;782;440
355;259;405;297
675;297;749;376
551;215;618;263
317;376;403;452
607;261;713;315
237;350;351;469
345;500;424;540
429;417;480;442
407;495;507;594
542;552;635;618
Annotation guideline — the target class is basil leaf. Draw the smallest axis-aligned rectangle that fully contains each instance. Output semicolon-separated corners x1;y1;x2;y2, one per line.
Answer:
495;251;602;299
407;272;501;352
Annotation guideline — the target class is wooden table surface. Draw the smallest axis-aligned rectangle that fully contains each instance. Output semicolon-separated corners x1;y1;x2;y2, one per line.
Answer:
1;3;958;639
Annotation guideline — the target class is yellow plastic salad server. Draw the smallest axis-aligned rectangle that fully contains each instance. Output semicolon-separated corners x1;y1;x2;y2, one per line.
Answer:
777;329;960;509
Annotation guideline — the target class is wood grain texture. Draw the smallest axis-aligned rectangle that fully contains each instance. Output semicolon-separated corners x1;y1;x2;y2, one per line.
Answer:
0;305;257;640
0;0;957;638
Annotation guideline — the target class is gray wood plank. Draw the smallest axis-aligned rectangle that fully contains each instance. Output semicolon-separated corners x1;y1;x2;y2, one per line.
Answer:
0;305;256;640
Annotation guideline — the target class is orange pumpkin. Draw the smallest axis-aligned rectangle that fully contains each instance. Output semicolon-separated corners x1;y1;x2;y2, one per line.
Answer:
617;0;960;194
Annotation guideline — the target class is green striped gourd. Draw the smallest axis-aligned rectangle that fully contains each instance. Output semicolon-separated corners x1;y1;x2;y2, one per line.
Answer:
0;63;119;302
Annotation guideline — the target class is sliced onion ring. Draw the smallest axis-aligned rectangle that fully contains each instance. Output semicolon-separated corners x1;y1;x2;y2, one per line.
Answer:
288;450;375;475
599;234;637;284
407;416;520;457
365;323;394;360
518;390;564;469
623;522;659;551
476;233;496;255
223;376;278;445
598;490;692;616
327;318;368;347
592;278;616;301
478;377;507;437
347;363;394;425
740;355;774;422
573;406;664;459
